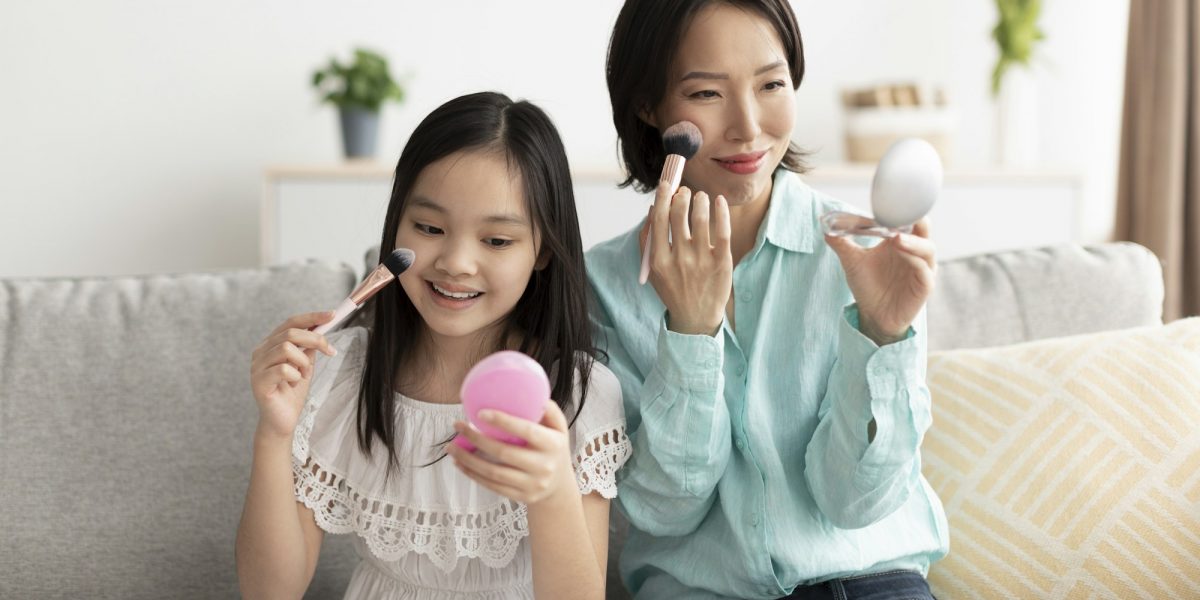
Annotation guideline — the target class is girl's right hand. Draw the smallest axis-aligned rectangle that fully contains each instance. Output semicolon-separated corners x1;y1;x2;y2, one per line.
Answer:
249;311;339;441
643;183;734;336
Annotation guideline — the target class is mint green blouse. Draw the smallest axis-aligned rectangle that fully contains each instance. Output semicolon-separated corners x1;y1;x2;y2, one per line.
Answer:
586;169;949;599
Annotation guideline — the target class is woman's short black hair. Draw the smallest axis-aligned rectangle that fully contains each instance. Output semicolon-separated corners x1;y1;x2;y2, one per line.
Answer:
606;0;809;193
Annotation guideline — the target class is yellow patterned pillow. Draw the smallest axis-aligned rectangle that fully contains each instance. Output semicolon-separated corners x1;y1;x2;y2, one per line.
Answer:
923;317;1200;599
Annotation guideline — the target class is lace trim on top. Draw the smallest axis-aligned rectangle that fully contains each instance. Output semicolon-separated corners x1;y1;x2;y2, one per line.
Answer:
573;423;631;499
294;457;529;573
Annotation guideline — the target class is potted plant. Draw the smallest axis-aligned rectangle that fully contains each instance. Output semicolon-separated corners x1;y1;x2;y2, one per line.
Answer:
991;0;1045;96
990;0;1045;166
312;48;405;159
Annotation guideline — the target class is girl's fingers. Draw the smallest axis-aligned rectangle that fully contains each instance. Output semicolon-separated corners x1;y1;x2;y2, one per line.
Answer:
539;400;569;433
453;420;540;469
477;410;553;449
690;191;712;248
278;327;337;358
268;311;335;338
448;442;532;489
261;363;302;389
451;455;528;501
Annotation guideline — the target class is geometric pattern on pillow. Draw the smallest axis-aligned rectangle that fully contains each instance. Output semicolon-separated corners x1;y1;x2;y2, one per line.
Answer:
922;317;1200;599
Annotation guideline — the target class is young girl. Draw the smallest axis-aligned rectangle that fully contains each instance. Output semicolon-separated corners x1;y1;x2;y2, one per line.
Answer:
588;1;948;599
236;91;630;600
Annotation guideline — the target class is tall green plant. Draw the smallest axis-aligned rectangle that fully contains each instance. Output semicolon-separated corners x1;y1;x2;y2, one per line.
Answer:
991;0;1045;96
312;48;405;112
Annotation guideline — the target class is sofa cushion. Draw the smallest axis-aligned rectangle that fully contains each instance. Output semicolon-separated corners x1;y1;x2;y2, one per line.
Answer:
0;262;358;599
928;242;1164;351
922;317;1200;599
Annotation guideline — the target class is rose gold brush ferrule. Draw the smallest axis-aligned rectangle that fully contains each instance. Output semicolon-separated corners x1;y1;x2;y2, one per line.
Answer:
349;263;396;304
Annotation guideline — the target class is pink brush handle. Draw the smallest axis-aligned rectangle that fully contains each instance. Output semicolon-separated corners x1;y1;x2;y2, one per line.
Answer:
311;297;357;335
639;155;686;285
638;230;653;284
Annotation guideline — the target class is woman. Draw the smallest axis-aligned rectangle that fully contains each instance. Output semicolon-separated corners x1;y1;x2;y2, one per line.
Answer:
586;1;949;598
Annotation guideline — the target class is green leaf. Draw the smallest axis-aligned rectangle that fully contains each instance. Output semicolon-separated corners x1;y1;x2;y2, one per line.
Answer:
311;46;406;108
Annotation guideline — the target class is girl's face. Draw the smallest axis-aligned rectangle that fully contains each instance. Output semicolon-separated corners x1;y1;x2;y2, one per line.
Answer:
395;149;540;345
650;2;797;207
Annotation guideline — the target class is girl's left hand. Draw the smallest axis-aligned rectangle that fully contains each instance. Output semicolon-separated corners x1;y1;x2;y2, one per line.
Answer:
824;218;937;345
446;399;576;507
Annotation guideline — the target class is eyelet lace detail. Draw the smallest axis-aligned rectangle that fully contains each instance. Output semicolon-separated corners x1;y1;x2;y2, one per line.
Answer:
293;457;529;573
573;423;631;499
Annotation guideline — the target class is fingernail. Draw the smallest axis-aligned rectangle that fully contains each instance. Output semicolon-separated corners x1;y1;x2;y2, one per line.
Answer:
479;410;496;422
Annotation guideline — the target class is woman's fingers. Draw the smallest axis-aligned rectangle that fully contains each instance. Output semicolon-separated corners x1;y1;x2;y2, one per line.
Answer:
651;182;678;259
895;233;937;269
669;187;693;244
690;191;711;247
713;195;732;256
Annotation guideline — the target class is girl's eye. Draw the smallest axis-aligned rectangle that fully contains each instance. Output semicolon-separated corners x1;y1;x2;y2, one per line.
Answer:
485;238;514;248
688;89;720;100
415;223;443;235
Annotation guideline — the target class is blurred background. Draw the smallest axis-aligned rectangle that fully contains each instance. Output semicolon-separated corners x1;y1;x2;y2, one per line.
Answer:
0;1;1142;277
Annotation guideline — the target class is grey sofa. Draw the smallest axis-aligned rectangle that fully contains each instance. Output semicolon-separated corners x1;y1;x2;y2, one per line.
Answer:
0;242;1163;599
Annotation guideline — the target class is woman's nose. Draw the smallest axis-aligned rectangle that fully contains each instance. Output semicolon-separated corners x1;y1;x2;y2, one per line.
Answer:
725;94;763;143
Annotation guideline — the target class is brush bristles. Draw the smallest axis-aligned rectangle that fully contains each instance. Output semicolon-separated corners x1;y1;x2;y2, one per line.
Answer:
662;121;702;160
382;247;415;276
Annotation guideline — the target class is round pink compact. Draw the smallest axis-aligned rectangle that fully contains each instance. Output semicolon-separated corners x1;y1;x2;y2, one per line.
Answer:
452;350;550;452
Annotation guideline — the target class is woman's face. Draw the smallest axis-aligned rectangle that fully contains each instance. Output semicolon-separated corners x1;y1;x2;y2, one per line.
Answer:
394;149;540;345
650;2;797;207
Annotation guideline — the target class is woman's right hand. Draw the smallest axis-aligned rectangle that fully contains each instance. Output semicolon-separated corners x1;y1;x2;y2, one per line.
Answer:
642;183;734;336
249;311;339;441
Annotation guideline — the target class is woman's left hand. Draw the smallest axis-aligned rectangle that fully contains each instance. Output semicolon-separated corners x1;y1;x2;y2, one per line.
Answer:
447;399;576;507
824;218;937;346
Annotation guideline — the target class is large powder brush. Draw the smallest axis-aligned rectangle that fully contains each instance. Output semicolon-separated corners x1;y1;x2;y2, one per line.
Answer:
640;121;703;284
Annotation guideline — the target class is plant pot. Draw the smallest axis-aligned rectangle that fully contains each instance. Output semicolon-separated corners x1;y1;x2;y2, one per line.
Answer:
995;67;1039;167
338;106;380;159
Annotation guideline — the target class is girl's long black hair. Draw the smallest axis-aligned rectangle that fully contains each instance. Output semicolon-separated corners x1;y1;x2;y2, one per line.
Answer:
357;91;595;470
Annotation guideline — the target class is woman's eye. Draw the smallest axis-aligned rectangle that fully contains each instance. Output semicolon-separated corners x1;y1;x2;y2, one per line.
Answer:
688;89;720;99
415;223;443;235
764;80;786;91
485;238;514;248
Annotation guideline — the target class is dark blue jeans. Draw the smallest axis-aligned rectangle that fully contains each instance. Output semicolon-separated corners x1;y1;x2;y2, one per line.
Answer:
782;570;935;600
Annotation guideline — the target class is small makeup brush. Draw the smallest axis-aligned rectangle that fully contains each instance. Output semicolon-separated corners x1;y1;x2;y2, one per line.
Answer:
312;248;415;335
640;121;702;284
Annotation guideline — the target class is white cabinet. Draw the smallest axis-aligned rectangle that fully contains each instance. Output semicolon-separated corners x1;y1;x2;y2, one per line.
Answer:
262;163;1080;275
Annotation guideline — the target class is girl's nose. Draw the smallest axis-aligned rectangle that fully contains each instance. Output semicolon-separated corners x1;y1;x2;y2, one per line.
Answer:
433;239;478;277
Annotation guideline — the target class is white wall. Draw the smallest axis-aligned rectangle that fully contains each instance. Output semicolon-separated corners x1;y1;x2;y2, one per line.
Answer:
0;0;1129;278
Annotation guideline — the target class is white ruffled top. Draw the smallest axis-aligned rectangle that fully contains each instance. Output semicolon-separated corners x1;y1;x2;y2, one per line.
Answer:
291;327;631;600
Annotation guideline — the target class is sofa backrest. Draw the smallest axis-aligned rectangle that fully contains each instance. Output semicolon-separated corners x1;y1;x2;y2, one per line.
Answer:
927;242;1164;350
0;261;360;599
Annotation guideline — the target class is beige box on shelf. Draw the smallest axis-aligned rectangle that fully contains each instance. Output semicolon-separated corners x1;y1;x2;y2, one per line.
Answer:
842;84;955;164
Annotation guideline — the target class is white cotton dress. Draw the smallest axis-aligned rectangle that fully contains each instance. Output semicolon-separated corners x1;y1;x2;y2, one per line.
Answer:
291;327;631;600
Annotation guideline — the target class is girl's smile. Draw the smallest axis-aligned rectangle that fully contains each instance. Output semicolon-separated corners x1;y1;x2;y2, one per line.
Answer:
395;149;539;344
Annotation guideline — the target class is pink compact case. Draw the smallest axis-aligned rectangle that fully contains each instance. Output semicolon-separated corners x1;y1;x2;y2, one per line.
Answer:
452;350;550;452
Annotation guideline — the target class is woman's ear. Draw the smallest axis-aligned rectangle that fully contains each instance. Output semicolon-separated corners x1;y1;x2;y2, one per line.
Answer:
636;104;658;128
